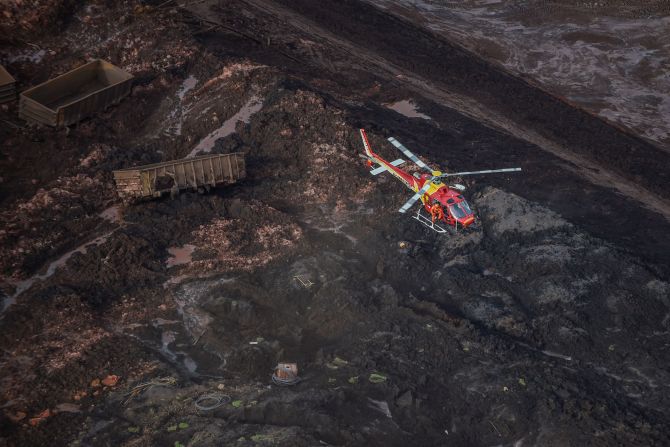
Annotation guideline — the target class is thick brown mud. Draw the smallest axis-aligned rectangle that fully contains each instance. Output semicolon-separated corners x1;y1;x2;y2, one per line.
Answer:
1;1;669;446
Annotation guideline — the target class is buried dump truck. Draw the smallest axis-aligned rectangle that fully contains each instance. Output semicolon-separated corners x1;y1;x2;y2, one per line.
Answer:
19;59;133;127
0;65;16;104
113;153;246;201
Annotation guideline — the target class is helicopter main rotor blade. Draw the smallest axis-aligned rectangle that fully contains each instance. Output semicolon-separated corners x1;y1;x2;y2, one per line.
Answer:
399;180;433;214
438;167;521;178
387;137;432;173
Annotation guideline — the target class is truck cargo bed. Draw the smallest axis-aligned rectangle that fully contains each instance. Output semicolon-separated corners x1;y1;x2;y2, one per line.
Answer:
19;59;133;127
113;153;246;201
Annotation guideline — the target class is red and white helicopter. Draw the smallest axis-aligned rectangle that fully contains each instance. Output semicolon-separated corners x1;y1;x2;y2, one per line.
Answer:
359;129;521;233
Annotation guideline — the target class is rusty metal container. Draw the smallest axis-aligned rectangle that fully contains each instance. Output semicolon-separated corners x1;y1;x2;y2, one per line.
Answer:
19;59;133;127
274;363;298;380
271;363;300;385
0;65;16;104
113;152;246;201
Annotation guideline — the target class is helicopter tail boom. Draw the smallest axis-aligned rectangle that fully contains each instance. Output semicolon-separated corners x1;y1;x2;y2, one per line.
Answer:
360;128;416;190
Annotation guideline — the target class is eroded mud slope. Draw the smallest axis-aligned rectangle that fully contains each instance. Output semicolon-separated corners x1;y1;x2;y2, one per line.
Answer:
1;1;669;446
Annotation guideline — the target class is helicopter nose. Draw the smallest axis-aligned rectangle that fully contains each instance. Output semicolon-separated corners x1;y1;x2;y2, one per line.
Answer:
461;216;475;227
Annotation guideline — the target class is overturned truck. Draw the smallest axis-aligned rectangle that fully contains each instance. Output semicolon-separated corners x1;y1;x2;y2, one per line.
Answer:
113;153;246;202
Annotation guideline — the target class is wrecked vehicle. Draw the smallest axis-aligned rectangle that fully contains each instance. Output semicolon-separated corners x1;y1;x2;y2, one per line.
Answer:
113;152;246;201
19;59;132;127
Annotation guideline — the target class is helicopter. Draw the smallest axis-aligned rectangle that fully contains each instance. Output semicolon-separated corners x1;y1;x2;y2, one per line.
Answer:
359;128;521;233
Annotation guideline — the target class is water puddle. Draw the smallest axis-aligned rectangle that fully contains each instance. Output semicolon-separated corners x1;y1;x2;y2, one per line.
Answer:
118;323;203;377
153;318;180;327
164;75;199;136
166;244;196;268
99;205;121;224
172;276;237;339
177;75;198;101
187;95;263;157
2;230;116;313
385;99;432;120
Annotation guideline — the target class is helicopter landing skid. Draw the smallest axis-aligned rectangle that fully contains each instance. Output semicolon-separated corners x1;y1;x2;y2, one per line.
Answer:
412;208;447;234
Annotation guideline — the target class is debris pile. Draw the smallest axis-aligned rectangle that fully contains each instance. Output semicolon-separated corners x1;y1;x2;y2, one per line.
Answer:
0;0;73;38
184;201;303;273
0;172;113;280
1;0;670;445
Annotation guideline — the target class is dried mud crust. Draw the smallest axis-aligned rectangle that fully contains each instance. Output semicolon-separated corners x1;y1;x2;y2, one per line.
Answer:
0;0;670;446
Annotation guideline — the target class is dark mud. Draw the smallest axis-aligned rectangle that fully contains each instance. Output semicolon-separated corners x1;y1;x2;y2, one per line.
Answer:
1;1;670;446
267;0;670;200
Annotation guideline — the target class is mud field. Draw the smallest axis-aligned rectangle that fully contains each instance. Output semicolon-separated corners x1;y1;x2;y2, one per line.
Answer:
1;1;670;446
368;0;670;149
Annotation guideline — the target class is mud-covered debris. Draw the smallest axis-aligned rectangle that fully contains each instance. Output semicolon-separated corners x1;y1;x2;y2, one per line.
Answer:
101;374;119;387
28;409;51;426
124;376;177;405
326;356;349;369
368;373;387;384
6;411;26;423
272;362;301;386
54;403;80;413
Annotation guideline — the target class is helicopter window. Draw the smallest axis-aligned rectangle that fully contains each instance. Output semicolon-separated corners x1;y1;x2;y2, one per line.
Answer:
460;200;473;215
448;204;467;219
447;198;455;204
457;195;464;200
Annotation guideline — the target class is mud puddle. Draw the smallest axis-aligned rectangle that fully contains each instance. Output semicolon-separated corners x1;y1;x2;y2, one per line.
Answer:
166;244;196;268
385;99;432;120
1;230;116;314
99;205;122;224
187;95;264;157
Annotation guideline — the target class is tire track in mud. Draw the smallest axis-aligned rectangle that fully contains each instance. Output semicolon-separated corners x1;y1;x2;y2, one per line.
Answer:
228;0;670;222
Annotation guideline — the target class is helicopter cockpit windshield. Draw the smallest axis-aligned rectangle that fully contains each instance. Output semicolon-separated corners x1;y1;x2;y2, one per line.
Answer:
448;203;466;219
460;200;473;215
